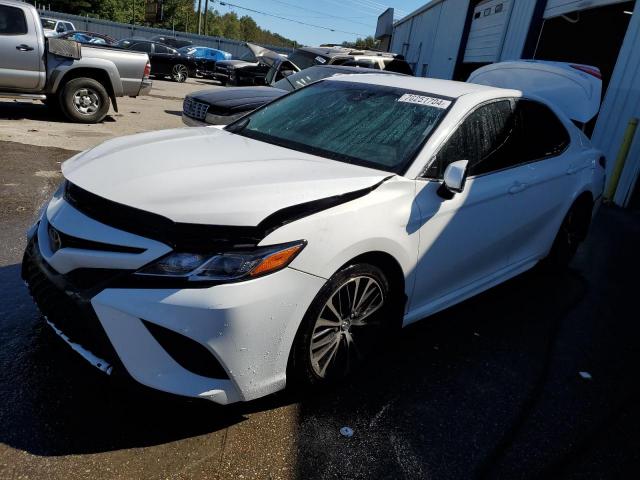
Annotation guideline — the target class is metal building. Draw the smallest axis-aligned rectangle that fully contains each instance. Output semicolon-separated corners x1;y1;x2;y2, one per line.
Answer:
378;0;640;207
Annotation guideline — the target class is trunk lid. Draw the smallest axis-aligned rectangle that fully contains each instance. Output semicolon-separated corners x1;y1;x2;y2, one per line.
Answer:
468;60;602;123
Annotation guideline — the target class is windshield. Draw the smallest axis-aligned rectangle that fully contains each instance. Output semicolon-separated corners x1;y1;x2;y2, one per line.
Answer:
230;80;452;173
239;50;256;62
289;50;327;70
41;19;56;30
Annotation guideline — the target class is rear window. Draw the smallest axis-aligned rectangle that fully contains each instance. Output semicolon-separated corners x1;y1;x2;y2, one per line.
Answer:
0;6;27;34
231;80;453;173
131;42;152;53
40;18;56;30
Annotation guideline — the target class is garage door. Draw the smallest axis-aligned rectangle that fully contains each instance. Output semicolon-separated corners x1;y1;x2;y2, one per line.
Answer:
544;0;631;18
463;0;513;63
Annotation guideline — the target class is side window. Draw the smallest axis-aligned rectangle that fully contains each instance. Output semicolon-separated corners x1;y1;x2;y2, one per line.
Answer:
515;100;570;161
0;5;28;34
64;22;74;31
425;100;517;178
155;44;169;54
131;42;152;53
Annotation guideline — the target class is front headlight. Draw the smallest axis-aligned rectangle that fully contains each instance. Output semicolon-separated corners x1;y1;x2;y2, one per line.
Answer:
136;241;306;283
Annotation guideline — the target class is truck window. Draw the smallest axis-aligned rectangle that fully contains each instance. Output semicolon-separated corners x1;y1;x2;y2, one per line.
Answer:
0;5;28;35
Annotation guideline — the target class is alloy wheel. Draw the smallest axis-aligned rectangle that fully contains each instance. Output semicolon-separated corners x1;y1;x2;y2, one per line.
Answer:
72;88;100;115
172;64;188;82
310;275;385;379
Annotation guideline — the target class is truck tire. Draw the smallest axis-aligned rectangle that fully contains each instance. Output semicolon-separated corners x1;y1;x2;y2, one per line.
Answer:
59;77;110;123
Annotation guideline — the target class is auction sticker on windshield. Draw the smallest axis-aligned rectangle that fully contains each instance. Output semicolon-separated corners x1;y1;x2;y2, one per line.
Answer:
398;94;451;109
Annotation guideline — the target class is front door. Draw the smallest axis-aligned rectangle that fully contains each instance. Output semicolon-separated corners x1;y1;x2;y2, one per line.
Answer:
0;4;43;90
409;99;527;318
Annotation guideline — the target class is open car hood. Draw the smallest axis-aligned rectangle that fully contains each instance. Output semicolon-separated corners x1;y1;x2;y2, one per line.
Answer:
468;60;602;123
246;42;282;66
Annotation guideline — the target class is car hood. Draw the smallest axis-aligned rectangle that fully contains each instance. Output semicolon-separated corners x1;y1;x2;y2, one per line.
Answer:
190;87;288;114
62;127;391;227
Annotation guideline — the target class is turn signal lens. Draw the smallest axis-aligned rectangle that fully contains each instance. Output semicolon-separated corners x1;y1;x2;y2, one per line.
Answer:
250;244;305;277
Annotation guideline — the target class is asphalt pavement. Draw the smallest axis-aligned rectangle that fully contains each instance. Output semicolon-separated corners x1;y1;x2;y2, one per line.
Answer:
1;105;640;479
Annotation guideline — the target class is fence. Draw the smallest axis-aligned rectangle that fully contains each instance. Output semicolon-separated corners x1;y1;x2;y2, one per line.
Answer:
38;9;295;58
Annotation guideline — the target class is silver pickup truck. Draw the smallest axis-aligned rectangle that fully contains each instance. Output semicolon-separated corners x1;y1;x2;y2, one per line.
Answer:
0;0;152;123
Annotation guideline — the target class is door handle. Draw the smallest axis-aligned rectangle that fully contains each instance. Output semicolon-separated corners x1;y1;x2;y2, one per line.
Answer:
508;182;528;194
566;166;580;175
16;44;34;52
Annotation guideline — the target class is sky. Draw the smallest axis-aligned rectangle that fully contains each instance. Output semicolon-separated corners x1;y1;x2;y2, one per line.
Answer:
207;0;428;46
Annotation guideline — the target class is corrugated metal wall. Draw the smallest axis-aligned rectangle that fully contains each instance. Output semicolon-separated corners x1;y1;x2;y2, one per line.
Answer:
38;10;294;57
390;0;469;79
499;0;539;60
590;0;640;205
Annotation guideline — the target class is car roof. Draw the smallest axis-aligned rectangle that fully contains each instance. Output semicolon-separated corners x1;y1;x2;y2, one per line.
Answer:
325;74;517;98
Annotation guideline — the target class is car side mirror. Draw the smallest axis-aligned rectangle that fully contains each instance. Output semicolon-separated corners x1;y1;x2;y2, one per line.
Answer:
438;160;469;199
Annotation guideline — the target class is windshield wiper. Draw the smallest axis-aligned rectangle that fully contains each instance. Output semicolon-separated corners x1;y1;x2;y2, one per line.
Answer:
226;116;251;133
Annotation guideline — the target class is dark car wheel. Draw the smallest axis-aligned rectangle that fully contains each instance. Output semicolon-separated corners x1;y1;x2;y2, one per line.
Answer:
543;198;592;269
59;77;110;123
171;64;188;82
288;263;396;389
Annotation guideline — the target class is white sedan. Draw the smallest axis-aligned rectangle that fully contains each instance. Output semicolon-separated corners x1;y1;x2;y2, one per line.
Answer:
22;61;605;404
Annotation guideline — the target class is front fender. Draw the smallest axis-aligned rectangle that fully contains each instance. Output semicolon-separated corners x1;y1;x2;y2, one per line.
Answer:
261;177;419;301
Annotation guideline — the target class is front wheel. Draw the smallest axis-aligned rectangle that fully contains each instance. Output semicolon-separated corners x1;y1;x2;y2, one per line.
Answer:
288;263;394;389
59;77;110;123
171;64;188;82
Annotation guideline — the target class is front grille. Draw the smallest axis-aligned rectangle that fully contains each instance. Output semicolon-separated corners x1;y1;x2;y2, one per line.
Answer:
48;224;146;254
183;96;209;120
22;238;120;367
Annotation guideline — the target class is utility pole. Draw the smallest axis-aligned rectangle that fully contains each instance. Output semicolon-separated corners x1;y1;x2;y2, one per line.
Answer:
131;0;135;25
203;0;209;35
197;0;202;35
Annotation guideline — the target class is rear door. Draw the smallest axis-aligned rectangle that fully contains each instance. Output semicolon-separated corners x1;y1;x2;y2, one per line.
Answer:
0;3;42;90
500;98;580;264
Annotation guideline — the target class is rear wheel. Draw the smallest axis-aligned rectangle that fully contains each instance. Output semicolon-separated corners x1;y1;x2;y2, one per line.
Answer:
289;263;394;389
171;64;188;82
544;199;592;268
59;77;110;123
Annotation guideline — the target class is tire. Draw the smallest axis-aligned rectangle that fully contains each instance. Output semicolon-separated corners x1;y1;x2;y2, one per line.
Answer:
544;200;591;269
59;77;110;123
171;64;188;82
288;263;396;389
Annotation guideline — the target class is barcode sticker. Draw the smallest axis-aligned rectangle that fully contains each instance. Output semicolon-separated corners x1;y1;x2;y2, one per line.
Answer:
398;94;451;109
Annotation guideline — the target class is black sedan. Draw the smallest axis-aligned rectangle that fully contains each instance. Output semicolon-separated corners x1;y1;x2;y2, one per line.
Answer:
182;65;403;126
116;39;197;82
